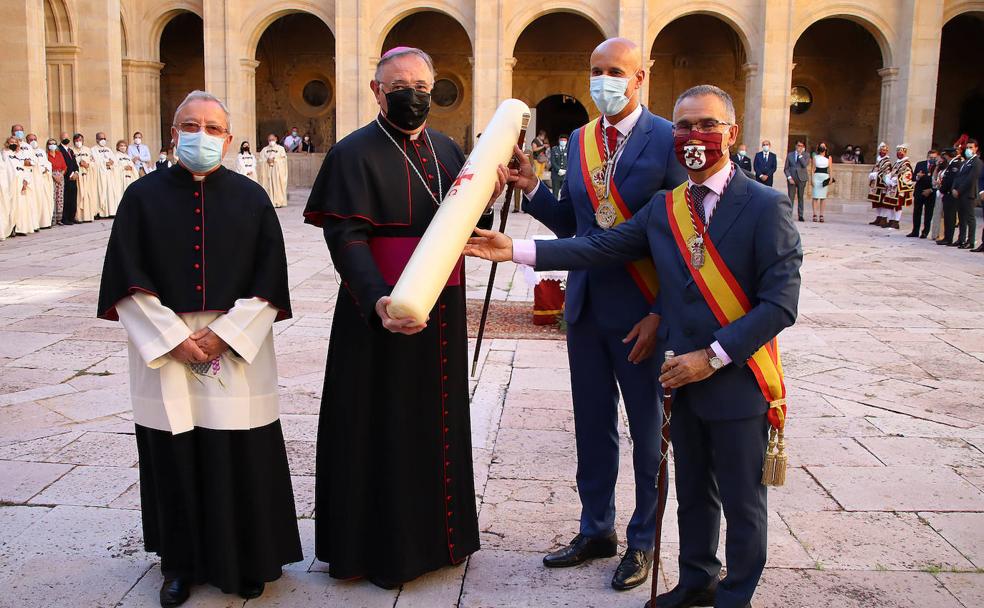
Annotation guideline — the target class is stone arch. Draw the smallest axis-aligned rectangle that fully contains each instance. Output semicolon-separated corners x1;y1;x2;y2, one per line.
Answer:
372;2;473;55
148;3;204;62
645;6;757;66
793;5;894;67
242;1;335;59
43;0;75;45
933;11;984;144
943;0;984;24
504;1;617;56
647;13;753;133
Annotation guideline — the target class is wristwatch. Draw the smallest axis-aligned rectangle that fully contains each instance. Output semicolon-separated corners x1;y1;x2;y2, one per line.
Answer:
704;347;724;371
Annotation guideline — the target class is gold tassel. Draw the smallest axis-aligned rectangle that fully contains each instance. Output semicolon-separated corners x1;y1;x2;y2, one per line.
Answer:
761;427;777;485
771;429;787;487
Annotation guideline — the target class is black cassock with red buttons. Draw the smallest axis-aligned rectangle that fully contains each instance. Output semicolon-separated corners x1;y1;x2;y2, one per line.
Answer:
97;163;291;322
303;116;490;587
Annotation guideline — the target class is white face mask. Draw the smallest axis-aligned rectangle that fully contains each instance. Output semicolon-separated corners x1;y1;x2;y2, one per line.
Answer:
74;141;83;149
48;144;57;151
98;139;107;147
159;154;168;161
134;137;142;145
29;141;39;149
559;140;567;148
589;75;632;116
268;140;276;146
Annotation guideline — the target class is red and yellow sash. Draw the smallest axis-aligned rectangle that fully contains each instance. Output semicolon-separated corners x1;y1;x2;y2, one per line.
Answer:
578;118;659;304
665;183;787;431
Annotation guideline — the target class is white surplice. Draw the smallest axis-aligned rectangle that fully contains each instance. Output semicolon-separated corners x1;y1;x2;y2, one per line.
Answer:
116;292;281;435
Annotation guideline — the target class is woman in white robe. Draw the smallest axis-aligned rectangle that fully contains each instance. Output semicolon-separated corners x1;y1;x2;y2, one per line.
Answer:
236;141;257;182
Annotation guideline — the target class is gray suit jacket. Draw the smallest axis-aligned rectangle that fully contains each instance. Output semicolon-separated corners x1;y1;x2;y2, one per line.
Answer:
784;152;809;184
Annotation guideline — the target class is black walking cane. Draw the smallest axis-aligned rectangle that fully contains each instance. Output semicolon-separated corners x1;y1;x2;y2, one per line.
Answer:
646;350;675;608
470;113;531;377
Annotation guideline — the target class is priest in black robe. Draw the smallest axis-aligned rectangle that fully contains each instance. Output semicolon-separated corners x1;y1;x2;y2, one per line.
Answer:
303;47;506;588
97;90;301;607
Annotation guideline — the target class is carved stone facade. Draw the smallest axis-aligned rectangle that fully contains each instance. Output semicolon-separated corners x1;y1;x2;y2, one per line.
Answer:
1;0;981;167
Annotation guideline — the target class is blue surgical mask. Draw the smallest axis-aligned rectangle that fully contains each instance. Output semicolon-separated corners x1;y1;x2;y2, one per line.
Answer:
176;130;225;173
13;130;24;140
762;145;770;153
965;148;974;159
738;150;746;157
590;76;631;116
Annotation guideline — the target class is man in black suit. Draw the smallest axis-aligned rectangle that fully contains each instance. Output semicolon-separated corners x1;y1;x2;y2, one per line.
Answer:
753;140;777;187
938;148;964;246
731;143;752;171
57;131;79;225
952;139;981;249
549;134;569;198
783;140;809;220
907;149;938;238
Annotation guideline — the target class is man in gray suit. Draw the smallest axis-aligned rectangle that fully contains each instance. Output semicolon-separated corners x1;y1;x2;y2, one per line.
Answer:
784;140;809;221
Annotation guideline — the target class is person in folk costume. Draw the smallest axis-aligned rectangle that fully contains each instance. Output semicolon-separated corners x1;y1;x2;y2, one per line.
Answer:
258;134;288;207
90;132;117;218
880;144;915;230
114;139;138;209
236;140;258;181
26;133;55;230
465;85;802;608
6;132;36;236
96;90;302;607
73;133;97;222
867;142;892;226
302;46;508;589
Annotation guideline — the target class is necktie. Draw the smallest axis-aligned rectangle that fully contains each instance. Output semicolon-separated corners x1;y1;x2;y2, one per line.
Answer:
605;125;619;158
690;184;710;225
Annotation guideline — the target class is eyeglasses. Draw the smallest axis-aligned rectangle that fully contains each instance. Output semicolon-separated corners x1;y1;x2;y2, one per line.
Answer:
381;80;432;94
176;121;228;137
672;119;732;135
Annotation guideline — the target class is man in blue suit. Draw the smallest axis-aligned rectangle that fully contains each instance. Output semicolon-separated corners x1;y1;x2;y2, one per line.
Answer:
468;85;802;608
512;37;687;591
752;140;777;187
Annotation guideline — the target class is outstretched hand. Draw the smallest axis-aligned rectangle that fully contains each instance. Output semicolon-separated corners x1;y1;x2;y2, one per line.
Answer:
464;228;513;262
375;296;427;335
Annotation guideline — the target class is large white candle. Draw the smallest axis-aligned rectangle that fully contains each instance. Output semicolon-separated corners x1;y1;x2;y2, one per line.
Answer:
387;99;531;324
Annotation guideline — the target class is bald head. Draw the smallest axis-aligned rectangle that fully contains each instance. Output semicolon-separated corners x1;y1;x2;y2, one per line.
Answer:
590;38;642;73
589;37;645;119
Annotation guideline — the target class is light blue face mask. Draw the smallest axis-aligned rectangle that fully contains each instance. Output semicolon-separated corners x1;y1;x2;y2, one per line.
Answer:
590;75;631;116
176;130;225;173
13;130;24;140
965;148;975;159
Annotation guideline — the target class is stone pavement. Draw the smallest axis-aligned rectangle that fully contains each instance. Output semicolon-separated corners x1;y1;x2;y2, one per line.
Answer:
0;190;982;608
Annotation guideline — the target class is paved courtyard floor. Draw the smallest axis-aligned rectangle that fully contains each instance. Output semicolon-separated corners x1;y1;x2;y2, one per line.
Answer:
0;190;982;607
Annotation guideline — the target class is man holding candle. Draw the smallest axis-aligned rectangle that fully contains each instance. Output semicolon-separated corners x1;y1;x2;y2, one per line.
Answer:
303;46;507;589
511;37;687;591
467;85;802;608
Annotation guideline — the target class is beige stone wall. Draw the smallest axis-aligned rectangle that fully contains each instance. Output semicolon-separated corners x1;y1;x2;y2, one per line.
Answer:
2;0;982;198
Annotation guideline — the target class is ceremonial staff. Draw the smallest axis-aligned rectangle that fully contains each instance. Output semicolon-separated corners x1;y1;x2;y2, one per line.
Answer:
647;350;675;608
471;113;531;377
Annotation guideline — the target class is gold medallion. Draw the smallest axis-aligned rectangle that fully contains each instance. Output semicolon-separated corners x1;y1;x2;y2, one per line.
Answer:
596;200;617;229
688;235;705;269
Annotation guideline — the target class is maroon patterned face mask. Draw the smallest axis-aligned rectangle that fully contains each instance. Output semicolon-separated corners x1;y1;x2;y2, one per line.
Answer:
674;131;725;171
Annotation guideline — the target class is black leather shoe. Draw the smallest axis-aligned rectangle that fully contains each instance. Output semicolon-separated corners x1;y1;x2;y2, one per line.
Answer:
611;549;651;590
238;581;265;599
159;577;191;608
646;579;718;608
972;244;984;252
906;232;918;237
543;532;618;568
948;240;963;247
936;239;952;245
959;242;975;249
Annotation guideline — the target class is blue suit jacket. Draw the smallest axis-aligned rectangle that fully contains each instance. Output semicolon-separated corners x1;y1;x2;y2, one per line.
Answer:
523;107;687;333
535;169;803;421
753;151;777;187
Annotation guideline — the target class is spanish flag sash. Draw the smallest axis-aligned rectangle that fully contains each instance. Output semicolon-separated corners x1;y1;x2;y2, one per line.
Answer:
578;118;660;304
665;182;789;485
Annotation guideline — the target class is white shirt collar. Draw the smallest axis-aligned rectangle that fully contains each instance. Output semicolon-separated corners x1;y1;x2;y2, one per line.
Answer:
688;161;733;196
602;104;643;137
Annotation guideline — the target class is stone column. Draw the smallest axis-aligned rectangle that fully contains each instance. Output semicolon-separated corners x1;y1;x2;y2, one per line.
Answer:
740;62;760;146
74;0;126;139
877;67;900;146
500;57;517;105
893;0;944;155
240;59;260;147
750;0;793;170
0;0;48;132
122;59;164;152
334;0;360;139
471;0;500;143
361;56;381;126
617;0;648;106
45;44;80;137
641;59;655;107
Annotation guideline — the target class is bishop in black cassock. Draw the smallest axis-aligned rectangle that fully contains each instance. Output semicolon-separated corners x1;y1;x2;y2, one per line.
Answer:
97;91;301;607
303;47;504;588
